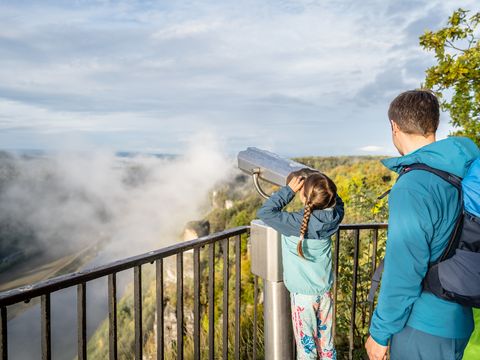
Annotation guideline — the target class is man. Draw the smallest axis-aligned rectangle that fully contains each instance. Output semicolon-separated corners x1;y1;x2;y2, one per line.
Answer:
365;90;479;360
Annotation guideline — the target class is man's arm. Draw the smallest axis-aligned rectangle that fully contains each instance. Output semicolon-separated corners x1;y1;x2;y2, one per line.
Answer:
369;187;433;345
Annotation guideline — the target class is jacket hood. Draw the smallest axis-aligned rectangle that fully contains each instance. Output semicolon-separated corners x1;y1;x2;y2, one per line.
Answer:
382;137;480;178
307;207;342;238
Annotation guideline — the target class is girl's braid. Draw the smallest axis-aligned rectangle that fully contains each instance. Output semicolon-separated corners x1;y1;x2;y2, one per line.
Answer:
297;202;313;259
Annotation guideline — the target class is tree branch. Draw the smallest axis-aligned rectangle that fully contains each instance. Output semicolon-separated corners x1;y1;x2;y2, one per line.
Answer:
445;40;467;52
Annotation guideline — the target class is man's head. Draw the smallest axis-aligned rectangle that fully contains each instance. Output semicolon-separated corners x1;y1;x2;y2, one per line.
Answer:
388;90;439;155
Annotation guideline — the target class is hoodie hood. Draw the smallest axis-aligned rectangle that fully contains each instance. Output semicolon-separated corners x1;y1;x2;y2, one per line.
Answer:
382;137;480;178
307;207;342;238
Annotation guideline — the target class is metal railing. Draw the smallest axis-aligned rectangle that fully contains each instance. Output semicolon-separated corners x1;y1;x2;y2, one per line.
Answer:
0;226;250;360
0;223;387;360
333;223;388;360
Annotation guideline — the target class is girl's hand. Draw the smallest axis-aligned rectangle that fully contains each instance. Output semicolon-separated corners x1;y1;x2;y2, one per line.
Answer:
288;176;305;193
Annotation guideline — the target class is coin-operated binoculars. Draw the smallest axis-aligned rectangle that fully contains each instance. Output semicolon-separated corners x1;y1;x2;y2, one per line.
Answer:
238;148;313;360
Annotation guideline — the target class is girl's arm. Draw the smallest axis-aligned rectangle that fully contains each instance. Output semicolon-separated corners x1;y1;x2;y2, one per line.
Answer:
256;186;302;237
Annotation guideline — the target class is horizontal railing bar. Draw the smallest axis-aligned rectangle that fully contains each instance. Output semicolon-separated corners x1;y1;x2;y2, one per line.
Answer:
0;226;249;306
339;223;387;230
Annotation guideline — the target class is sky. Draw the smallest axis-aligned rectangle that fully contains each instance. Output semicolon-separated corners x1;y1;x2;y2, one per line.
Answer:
0;0;477;156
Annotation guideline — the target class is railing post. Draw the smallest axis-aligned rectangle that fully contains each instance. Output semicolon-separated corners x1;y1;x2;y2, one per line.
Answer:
369;228;379;326
108;273;117;360
234;235;241;360
250;220;293;360
41;294;51;360
193;249;201;360
222;238;229;359
208;243;215;360
333;229;340;341
77;283;87;360
176;254;183;360
349;229;360;360
1;307;6;360
156;259;164;360
134;266;143;360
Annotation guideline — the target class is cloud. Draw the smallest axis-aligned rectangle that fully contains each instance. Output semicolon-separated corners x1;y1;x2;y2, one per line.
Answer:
0;0;469;154
358;145;384;152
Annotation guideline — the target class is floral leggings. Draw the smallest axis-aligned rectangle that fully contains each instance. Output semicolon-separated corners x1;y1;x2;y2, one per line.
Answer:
291;292;336;360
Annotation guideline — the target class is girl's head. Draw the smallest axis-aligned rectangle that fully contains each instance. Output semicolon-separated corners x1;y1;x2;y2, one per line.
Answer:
300;173;337;211
287;169;337;259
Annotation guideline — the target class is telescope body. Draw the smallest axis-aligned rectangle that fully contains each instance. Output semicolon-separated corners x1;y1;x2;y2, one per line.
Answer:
237;147;312;186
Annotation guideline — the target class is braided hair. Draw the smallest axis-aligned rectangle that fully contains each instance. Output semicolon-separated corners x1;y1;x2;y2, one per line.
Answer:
297;202;313;258
296;172;337;259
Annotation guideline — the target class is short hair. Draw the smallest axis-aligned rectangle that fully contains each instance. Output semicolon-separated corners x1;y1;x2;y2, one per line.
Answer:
388;90;440;136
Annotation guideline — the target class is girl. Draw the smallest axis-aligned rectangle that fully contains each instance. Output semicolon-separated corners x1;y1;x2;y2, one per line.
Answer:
257;169;344;360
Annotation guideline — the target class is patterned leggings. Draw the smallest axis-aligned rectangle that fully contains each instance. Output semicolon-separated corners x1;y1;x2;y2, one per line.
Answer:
291;292;336;360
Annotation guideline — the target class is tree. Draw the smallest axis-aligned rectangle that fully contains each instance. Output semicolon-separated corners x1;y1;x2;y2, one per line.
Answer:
420;9;480;145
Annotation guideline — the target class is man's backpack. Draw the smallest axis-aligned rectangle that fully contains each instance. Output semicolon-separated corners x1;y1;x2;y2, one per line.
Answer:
368;158;480;307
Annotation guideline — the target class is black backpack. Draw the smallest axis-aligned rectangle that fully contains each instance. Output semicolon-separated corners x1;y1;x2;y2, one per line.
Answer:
368;163;480;308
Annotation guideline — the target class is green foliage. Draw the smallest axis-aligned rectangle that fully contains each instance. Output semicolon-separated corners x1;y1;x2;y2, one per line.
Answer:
464;309;480;360
294;156;386;174
420;8;480;145
328;159;393;223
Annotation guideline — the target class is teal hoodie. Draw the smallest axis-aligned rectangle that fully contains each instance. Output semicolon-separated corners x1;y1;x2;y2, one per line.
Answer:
370;137;480;346
257;186;344;295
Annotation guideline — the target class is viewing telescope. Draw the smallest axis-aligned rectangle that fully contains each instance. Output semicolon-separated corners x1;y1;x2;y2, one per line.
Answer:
237;147;314;198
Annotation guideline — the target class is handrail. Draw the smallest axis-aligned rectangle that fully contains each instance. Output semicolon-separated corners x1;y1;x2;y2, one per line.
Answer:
0;226;249;307
339;223;387;230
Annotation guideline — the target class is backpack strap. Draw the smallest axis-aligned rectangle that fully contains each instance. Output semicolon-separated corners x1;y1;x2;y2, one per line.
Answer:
377;163;462;199
402;163;464;263
401;163;462;191
367;260;384;303
368;163;464;303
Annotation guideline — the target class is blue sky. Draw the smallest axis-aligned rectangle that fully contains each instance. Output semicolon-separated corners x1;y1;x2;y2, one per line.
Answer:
0;0;477;156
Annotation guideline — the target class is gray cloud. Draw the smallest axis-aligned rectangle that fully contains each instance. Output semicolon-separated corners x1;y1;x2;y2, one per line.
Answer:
404;10;446;43
354;65;413;106
0;0;461;154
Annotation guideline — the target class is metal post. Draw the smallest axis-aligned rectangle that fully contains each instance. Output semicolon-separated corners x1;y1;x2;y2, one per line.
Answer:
264;282;293;359
250;220;294;360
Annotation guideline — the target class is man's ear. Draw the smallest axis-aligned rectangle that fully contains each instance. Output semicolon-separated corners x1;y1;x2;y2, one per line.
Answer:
390;120;400;133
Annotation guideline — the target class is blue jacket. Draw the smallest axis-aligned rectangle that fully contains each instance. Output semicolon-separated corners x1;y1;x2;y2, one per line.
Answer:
370;137;480;346
257;186;344;294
